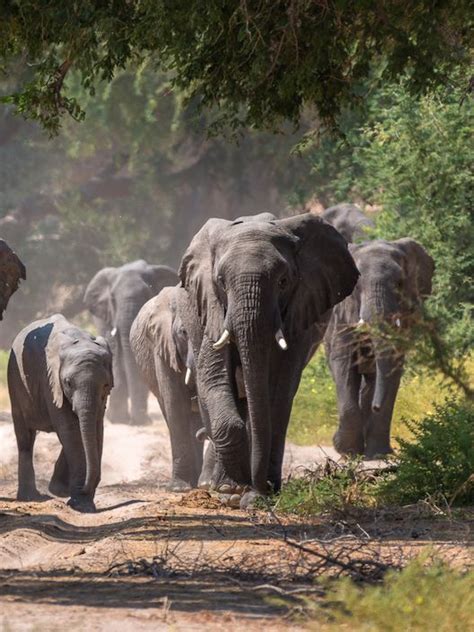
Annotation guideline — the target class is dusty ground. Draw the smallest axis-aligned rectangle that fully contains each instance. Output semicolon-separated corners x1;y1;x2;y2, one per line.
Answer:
0;399;472;631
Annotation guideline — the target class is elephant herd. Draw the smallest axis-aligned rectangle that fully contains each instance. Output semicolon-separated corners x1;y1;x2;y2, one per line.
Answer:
1;204;434;512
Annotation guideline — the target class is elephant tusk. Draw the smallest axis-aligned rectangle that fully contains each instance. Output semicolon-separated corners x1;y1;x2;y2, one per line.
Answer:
185;367;192;385
213;329;230;350
395;318;401;328
356;318;365;328
110;327;117;337
275;328;288;351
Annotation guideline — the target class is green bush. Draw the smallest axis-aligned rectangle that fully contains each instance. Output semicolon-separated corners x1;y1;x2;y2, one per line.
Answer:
272;459;377;516
288;351;466;447
379;400;474;506
312;557;474;632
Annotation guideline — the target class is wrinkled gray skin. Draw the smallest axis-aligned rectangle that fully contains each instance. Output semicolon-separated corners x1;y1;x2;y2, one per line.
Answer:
179;212;359;504
84;260;177;425
8;314;113;512
325;239;434;457
130;285;205;491
0;239;26;319
322;204;374;243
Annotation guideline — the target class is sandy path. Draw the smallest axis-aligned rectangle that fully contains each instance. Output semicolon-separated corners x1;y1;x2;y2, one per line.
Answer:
0;398;471;630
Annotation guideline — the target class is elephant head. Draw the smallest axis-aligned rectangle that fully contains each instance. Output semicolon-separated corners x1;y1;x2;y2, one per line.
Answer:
180;212;359;493
350;238;434;412
47;328;113;499
131;285;195;386
84;260;178;336
321;204;375;243
0;239;26;319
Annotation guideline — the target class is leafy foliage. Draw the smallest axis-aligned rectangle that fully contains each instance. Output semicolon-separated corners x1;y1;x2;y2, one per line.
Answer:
312;557;474;632
380;400;474;506
303;72;474;391
272;458;378;516
0;1;472;133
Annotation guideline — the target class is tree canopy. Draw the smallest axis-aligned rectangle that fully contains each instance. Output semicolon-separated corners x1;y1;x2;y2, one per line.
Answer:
0;1;472;133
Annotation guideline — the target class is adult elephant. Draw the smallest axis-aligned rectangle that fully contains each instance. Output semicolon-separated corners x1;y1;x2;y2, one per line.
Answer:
130;285;205;490
325;239;434;457
0;239;26;319
321;203;374;243
178;212;359;503
84;260;178;424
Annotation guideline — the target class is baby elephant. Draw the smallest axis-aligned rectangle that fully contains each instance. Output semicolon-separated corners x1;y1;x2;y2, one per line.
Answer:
8;314;113;512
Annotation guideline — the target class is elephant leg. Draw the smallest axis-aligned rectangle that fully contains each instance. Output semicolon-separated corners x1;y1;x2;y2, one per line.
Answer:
268;346;306;493
364;365;403;458
49;448;70;497
359;373;376;442
198;441;216;489
15;423;44;501
107;341;130;423
56;421;94;512
129;376;150;426
196;337;250;492
155;360;203;490
331;358;365;455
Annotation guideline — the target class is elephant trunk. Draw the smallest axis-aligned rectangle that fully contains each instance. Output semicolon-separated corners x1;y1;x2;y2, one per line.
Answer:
117;296;149;419
230;278;273;494
361;284;399;413
75;390;100;496
372;354;393;412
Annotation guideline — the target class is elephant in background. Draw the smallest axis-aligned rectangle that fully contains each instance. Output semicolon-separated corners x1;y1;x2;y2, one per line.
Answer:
8;314;113;512
178;212;359;503
325;239;434;457
130;285;205;490
84;260;178;424
321;203;374;243
0;239;26;319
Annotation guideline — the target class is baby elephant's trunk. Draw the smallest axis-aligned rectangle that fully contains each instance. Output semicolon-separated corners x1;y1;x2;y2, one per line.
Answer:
75;391;100;496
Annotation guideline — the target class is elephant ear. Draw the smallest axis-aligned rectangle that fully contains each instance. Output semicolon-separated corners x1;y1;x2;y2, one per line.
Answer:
144;265;178;295
45;329;71;409
131;288;181;374
83;267;117;325
0;239;26;289
278;214;360;337
395;238;435;304
179;218;230;341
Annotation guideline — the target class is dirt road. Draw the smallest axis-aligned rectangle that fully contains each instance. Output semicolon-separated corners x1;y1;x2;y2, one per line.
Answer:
1;402;472;630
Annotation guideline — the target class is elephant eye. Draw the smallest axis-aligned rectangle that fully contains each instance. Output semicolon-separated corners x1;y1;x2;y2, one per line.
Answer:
64;377;72;388
217;275;226;290
278;276;288;290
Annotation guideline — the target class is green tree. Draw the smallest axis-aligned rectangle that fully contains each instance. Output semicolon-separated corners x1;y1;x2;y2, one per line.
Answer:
303;73;473;392
0;1;472;133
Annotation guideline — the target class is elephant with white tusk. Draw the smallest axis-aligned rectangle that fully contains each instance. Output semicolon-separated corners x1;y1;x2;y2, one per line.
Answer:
130;285;207;491
177;212;359;505
325;238;434;458
84;260;178;425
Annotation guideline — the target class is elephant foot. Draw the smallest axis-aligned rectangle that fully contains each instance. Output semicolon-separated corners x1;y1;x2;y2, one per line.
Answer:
364;445;394;460
17;489;50;502
333;430;364;456
67;496;96;513
198;477;211;490
107;413;131;425
211;480;248;495
48;479;69;498
167;477;193;492
240;490;264;510
218;493;242;509
130;414;153;427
